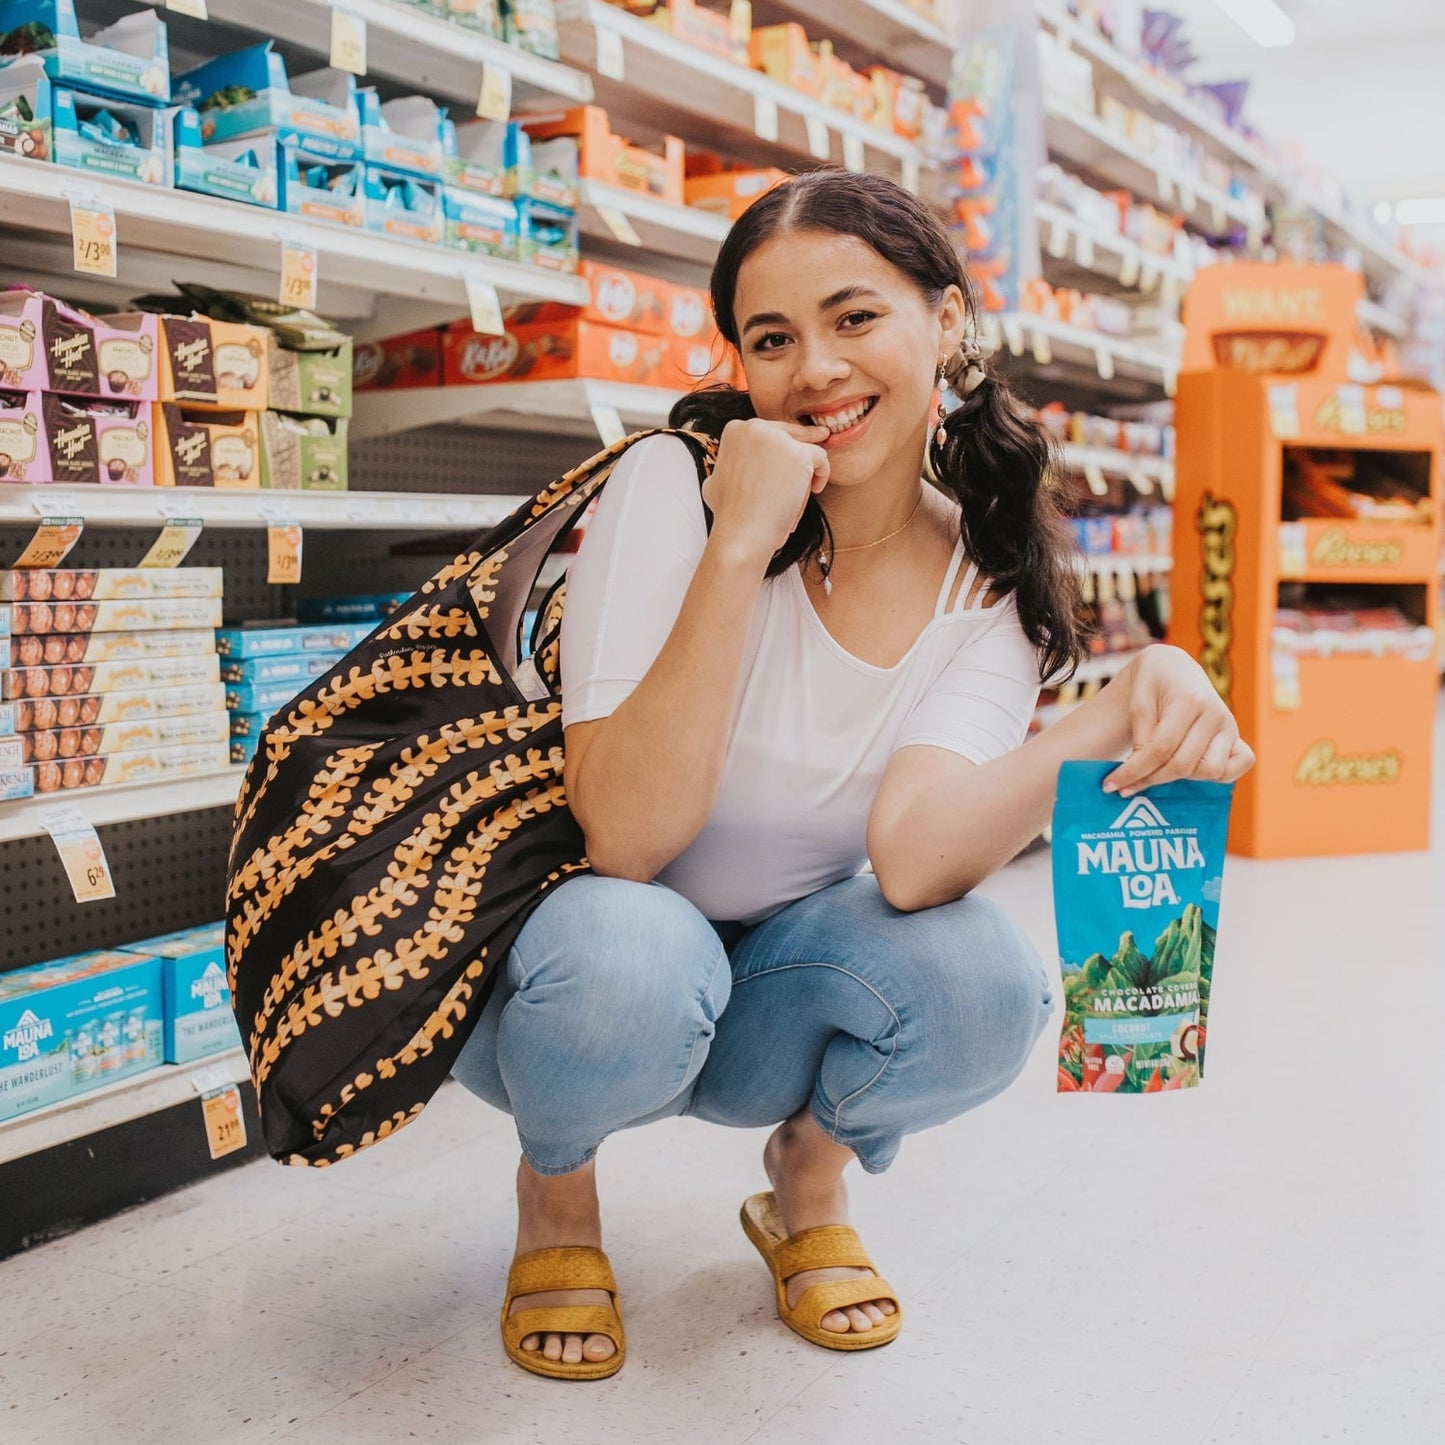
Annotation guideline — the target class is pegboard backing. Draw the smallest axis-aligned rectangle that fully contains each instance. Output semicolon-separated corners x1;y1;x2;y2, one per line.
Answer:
0;804;233;973
350;425;595;496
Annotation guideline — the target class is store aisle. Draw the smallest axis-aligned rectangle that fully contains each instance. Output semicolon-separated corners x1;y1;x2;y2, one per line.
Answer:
3;703;1442;1445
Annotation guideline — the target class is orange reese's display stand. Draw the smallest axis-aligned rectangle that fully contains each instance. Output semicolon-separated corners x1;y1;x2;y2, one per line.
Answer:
1172;263;1441;857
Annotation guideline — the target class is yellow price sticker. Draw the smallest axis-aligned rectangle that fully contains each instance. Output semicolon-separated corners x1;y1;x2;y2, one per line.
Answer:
70;201;117;278
596;27;626;81
201;1084;248;1160
279;239;319;310
842;133;866;173
753;94;779;143
1030;327;1053;366
138;518;203;569
805;115;831;161
901;156;920;195
596;205;642;246
267;522;303;585
589;403;627;448
40;806;115;904
166;0;210;18
330;8;368;75
465;275;505;336
15;516;84;570
729;1;752;49
477;62;513;122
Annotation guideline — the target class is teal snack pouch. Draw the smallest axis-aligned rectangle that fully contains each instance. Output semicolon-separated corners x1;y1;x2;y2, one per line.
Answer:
1052;762;1234;1094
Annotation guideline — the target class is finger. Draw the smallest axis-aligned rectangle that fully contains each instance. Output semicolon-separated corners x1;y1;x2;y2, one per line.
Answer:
1191;728;1236;782
1130;715;1220;792
1106;704;1197;795
1222;737;1255;781
772;419;833;443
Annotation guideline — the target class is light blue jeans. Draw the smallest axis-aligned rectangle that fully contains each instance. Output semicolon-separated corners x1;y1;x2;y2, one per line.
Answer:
451;873;1054;1176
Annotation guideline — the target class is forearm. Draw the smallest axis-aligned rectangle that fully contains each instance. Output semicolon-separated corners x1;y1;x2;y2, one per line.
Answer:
873;667;1135;910
567;535;767;879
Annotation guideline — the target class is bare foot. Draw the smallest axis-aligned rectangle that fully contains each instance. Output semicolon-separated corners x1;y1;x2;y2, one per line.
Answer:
763;1111;899;1335
510;1157;617;1366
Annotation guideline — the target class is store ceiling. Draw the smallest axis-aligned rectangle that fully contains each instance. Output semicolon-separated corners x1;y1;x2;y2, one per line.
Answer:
1157;0;1445;202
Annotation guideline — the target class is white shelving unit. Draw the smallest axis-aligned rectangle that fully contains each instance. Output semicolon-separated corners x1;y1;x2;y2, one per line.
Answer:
987;313;1181;395
1059;445;1174;489
1036;201;1193;296
0;770;247;847
575;181;730;268
754;0;954;90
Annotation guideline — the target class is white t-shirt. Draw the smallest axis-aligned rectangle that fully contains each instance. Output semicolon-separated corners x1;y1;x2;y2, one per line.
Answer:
560;435;1042;924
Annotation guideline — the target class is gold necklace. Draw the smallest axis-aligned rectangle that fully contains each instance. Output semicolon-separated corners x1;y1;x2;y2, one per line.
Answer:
817;491;925;595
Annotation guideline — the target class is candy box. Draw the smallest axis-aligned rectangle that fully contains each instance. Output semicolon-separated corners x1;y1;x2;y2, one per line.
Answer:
441;116;508;198
502;258;670;334
1053;763;1234;1094
442;317;671;387
5;625;219;673
220;650;340;685
0;1;169;106
52;85;170;185
11;680;226;732
682;166;787;219
666;334;736;390
362;163;444;245
506;123;578;208
296;593;409;625
0;700;12;736
0;950;164;1122
502;0;560;60
523;105;684;205
749;23;823;96
447;1;502;37
259;410;349;491
3;646;220;699
359;90;445;180
352;327;442;392
644;0;744;64
174;42;361;160
171;105;279;208
155;315;269;411
17;707;228;763
0;54;52;161
442;188;519;259
516;196;579;272
3;594;222;637
153;403;262;488
230;729;259;766
122;923;240;1065
227;677;314;714
216;620;372;659
29;737;231;794
277;139;365;227
0;390;154;486
0;566;222;602
0;290;159;400
266;334;352;418
0;732;30;796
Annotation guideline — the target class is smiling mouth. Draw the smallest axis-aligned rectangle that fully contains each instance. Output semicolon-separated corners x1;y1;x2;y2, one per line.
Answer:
799;397;878;433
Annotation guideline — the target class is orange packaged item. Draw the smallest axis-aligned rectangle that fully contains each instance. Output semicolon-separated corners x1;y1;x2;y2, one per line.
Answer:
523;106;684;206
152;404;263;488
749;23;823;96
683;166;788;219
646;0;745;63
443;318;672;388
155;317;269;411
352;329;443;392
871;67;927;139
665;335;737;392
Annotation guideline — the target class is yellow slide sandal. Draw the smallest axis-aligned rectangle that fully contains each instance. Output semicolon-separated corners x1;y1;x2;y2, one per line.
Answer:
500;1245;625;1381
740;1191;903;1351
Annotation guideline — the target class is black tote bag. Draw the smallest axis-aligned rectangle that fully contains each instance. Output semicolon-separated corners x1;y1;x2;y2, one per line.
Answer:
225;428;716;1165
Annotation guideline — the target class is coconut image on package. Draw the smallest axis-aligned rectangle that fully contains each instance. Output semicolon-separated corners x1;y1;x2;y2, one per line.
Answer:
1053;762;1233;1094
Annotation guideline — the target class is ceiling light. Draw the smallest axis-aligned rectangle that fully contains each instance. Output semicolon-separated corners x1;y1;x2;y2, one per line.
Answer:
1210;0;1295;46
1393;196;1445;226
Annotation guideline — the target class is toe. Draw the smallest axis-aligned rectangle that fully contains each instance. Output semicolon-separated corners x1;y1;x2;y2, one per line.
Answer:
877;1297;897;1316
520;1333;540;1351
819;1309;851;1333
861;1302;886;1325
583;1334;616;1361
542;1333;564;1361
561;1334;584;1365
844;1306;873;1332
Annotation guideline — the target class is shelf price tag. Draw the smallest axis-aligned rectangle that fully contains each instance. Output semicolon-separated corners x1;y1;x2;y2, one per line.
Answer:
267;521;303;585
589;402;627;448
1127;465;1155;496
477;62;513;122
69;199;116;278
596;204;642;246
1138;259;1159;293
753;93;779;143
901;156;920;195
15;516;83;570
1118;251;1141;288
464;275;505;336
1046;219;1069;258
1074;231;1095;270
729;1;752;47
1161;367;1178;400
596;27;626;81
842;133;866;173
40;805;115;904
1083;463;1109;497
196;1075;247;1160
1091;343;1115;381
1155;170;1175;205
166;0;210;18
1030;327;1052;366
1212;202;1227;233
1002;317;1025;356
279;239;318;310
805;115;831;161
330;8;368;75
1178;181;1197;213
138;517;203;569
1160;273;1181;308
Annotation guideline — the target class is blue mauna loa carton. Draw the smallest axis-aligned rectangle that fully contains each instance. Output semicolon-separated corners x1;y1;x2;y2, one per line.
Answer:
171;106;278;207
0;1;170;106
123;923;241;1064
0;949;163;1122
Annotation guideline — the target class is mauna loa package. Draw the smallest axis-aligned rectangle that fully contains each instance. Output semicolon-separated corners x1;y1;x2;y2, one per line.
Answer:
1053;762;1233;1094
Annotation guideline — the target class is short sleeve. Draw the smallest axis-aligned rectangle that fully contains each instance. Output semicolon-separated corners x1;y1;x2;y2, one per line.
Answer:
891;597;1042;764
560;434;709;728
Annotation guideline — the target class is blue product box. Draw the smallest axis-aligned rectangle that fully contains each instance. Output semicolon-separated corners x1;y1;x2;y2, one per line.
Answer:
220;650;341;686
0;701;14;736
123;923;241;1065
216;620;372;659
1080;516;1115;555
174;42;361;160
442;116;508;198
0;55;52;163
0;605;9;635
171;106;278;208
226;678;319;715
0;950;163;1123
230;727;260;766
517;196;579;272
359;90;445;180
0;1;169;107
443;187;519;258
53;85;172;186
513;130;578;209
364;163;444;246
296;593;410;624
278;139;365;228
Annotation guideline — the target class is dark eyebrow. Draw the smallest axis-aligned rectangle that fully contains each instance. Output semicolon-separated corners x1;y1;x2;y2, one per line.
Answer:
740;286;884;336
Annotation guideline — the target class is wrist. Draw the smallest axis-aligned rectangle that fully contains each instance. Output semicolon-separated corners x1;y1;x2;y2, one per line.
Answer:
706;526;777;574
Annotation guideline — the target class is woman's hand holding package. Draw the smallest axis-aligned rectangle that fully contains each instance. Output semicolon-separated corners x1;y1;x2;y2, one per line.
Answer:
1104;645;1255;798
703;418;830;566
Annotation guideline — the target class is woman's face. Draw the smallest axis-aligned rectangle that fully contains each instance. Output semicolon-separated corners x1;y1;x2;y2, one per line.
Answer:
732;229;966;488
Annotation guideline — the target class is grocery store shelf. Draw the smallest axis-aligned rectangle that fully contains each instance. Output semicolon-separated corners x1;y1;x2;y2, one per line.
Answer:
0;155;587;335
1044;95;1263;241
198;0;593;110
1076;552;1173;574
0;484;528;532
0;1049;250;1167
1314;197;1435;291
1036;201;1193;296
0;768;245;846
1059;445;1174;490
576;181;729;267
1357;298;1410;340
755;0;954;91
352;379;681;440
1071;647;1150;686
986;313;1180;395
554;0;929;185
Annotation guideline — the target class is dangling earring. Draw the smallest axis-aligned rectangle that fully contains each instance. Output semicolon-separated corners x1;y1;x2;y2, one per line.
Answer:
934;360;949;449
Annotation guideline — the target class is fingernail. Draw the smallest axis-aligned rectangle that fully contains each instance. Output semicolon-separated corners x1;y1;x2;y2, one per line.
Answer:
1102;780;1117;793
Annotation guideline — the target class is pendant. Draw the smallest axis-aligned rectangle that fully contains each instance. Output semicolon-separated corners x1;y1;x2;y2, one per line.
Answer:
935;422;947;447
823;574;832;596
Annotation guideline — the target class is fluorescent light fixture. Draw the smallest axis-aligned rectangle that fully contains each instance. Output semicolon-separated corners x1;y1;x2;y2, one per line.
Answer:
1210;0;1295;46
1393;196;1445;226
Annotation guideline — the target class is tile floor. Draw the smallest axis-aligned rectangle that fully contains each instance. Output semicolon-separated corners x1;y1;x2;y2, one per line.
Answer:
3;704;1442;1444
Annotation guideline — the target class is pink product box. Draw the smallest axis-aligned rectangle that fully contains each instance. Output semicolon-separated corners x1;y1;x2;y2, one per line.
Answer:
0;291;159;402
0;390;154;486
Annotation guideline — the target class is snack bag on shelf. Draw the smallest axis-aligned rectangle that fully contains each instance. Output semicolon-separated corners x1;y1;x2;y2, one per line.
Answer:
1053;762;1234;1094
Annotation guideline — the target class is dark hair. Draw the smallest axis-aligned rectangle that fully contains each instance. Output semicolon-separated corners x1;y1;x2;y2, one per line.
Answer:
670;169;1089;682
